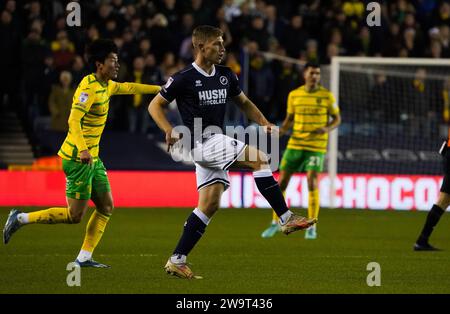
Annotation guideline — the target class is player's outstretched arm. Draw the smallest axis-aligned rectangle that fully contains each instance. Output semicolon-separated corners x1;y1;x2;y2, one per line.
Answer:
111;81;161;95
233;92;272;127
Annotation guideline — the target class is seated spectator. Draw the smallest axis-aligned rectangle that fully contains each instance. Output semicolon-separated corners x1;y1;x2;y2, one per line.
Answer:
51;30;76;71
48;71;74;132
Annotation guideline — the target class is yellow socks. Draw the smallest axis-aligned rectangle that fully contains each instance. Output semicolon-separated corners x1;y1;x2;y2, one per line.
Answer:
271;210;279;224
22;207;71;224
308;190;320;219
79;210;111;258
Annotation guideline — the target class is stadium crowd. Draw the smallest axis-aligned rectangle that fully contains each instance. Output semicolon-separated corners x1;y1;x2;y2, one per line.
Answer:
0;0;449;134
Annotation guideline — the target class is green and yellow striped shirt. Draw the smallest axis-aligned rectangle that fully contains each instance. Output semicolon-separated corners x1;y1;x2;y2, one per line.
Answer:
58;74;160;161
286;85;339;153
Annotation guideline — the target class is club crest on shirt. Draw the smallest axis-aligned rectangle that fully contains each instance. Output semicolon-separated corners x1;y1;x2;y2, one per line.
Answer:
165;77;174;89
79;92;89;103
316;98;322;104
219;76;228;85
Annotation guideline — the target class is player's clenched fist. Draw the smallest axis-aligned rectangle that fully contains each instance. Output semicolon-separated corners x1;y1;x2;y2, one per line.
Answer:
165;129;183;152
262;124;278;135
80;149;93;165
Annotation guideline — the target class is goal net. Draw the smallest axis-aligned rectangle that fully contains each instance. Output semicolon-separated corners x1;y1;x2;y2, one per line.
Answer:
329;57;450;210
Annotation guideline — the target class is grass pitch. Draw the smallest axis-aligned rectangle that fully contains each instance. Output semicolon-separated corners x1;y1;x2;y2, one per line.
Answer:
1;207;449;294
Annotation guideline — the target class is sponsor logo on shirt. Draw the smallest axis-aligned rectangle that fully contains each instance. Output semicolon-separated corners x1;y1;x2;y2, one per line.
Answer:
165;77;174;89
79;92;89;103
198;89;227;105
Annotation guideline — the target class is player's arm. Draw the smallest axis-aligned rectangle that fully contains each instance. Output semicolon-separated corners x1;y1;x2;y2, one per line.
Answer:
278;91;296;136
326;113;341;131
148;94;179;151
312;112;341;134
279;113;294;136
233;92;273;129
148;94;172;134
110;81;161;95
67;88;95;164
312;94;341;134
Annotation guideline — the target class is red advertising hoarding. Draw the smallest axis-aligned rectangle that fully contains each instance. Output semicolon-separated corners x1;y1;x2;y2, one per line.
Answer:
0;170;443;210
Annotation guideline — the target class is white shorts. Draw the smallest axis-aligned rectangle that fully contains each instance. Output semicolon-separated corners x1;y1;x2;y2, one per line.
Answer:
191;134;247;191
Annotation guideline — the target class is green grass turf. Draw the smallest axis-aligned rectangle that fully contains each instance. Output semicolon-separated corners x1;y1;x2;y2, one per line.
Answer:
0;207;450;294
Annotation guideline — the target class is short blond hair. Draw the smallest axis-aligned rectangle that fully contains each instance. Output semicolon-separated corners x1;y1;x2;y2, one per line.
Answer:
192;25;223;50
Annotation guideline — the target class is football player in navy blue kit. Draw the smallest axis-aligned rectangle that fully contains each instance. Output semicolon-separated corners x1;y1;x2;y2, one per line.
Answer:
149;25;316;279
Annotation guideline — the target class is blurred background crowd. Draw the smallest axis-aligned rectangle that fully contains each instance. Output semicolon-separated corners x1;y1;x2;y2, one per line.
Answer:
0;0;449;136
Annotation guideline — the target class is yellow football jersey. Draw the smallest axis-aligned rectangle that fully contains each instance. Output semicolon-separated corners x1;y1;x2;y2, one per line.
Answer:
286;85;339;153
58;74;160;161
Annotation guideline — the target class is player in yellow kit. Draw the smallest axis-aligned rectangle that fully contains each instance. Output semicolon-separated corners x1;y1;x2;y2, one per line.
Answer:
3;39;160;267
261;62;341;239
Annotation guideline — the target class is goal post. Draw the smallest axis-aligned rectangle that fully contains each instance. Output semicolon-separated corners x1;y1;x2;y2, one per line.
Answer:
329;56;450;209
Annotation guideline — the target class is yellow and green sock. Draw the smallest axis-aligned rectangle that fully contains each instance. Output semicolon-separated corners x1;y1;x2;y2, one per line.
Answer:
308;190;320;220
77;210;111;262
17;207;72;224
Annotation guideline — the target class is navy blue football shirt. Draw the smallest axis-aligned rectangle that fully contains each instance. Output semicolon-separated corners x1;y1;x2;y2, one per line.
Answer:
160;62;242;144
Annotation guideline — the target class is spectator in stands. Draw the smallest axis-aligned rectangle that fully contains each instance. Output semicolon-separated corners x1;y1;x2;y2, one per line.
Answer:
215;6;233;49
160;51;176;81
87;24;100;44
442;78;450;124
187;0;213;26
24;0;44;31
435;1;450;26
5;0;450;139
390;0;416;25
144;53;164;86
383;22;403;56
127;57;153;134
406;68;437;137
178;13;195;62
48;71;74;132
138;38;153;59
248;46;274;119
71;55;88;87
51;30;76;71
439;25;450;57
103;18;121;39
272;60;302;122
159;0;180;32
402;27;422;57
324;43;340;64
21;25;48;120
264;4;284;41
147;13;174;62
223;0;241;23
0;9;19;110
349;26;373;56
429;39;442;58
246;15;270;51
96;2;114;36
225;51;241;76
368;72;397;124
301;39;320;63
282;15;309;58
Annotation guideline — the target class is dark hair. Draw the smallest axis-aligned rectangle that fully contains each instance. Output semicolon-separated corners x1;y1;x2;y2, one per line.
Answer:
86;39;118;72
303;61;320;71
